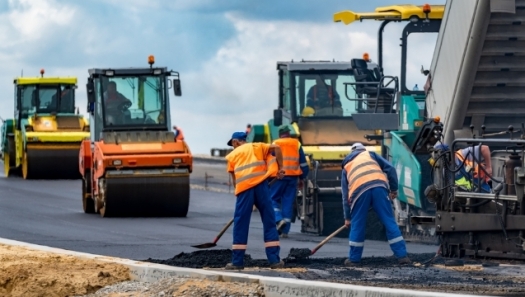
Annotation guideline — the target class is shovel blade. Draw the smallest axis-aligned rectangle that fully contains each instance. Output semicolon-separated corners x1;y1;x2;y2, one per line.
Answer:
191;243;217;249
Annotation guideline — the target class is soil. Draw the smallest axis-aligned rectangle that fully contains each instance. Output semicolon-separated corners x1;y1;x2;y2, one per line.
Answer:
0;243;130;297
145;249;525;296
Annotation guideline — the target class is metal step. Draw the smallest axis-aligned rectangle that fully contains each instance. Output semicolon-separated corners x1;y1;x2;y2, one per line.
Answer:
465;1;525;134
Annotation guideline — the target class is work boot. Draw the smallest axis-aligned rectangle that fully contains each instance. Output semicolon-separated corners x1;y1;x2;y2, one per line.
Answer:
270;260;284;269
225;263;244;270
344;259;361;267
280;233;288;239
398;257;412;265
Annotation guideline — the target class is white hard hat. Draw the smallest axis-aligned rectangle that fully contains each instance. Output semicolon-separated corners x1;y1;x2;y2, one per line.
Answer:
351;143;366;152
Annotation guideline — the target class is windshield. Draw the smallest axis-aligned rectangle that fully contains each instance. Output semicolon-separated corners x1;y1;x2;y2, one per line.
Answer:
19;84;76;115
291;71;358;118
100;75;166;130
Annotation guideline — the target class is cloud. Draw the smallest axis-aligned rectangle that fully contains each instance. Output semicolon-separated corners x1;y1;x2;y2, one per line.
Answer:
0;0;439;155
175;13;437;154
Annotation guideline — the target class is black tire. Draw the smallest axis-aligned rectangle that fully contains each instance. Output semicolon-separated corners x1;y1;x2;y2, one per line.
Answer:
82;171;95;214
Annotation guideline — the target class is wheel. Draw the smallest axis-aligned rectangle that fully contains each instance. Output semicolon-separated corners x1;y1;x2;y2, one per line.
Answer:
21;152;30;179
82;171;95;214
97;178;110;217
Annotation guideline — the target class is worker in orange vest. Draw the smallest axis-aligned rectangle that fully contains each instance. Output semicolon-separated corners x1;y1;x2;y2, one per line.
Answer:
270;125;309;238
342;143;410;266
173;125;184;141
224;131;285;270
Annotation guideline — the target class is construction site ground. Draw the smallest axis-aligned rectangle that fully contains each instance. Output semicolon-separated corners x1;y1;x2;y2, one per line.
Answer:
0;159;524;296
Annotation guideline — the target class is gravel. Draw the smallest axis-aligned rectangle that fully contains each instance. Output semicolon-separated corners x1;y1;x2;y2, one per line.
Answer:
77;277;265;297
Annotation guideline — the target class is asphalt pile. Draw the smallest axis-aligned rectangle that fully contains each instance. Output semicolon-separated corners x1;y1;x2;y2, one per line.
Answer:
145;249;525;296
145;249;437;269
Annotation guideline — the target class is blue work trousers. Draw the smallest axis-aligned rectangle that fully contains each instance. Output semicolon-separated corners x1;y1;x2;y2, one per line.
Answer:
270;177;298;234
348;187;407;262
232;180;281;266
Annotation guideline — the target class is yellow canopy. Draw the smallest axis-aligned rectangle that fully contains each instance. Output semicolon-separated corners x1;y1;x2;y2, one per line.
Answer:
334;4;445;25
14;77;77;85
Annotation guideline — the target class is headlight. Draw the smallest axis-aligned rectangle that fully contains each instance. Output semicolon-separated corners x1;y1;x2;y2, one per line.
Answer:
105;70;114;76
173;158;182;164
113;160;122;166
153;69;162;75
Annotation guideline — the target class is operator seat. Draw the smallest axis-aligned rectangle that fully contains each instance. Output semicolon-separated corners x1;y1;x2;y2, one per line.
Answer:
351;58;395;113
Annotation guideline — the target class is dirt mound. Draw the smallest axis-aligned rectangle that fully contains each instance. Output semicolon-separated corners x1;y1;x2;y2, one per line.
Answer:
0;243;130;297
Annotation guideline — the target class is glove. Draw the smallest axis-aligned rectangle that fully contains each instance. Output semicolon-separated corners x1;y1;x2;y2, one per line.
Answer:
389;190;398;200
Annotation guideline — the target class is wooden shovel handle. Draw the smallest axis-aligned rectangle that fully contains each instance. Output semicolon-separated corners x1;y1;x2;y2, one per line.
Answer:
311;225;348;254
213;218;234;244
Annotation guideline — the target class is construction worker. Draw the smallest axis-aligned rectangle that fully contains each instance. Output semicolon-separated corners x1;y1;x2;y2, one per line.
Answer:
454;144;492;193
104;81;132;124
246;124;252;134
173;125;184;141
224;131;286;270
341;143;411;266
306;77;341;110
270;125;309;238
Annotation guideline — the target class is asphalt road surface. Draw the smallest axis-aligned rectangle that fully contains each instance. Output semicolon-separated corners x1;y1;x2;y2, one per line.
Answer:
0;160;436;262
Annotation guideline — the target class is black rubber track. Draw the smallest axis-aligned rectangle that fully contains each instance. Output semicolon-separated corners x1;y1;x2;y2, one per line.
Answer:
102;175;190;217
26;146;81;179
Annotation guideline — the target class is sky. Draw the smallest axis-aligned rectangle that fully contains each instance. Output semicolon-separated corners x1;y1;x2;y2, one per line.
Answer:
0;0;446;154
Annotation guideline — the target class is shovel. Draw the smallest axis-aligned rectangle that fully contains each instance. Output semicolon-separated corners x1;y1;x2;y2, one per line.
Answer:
191;217;234;249
191;178;279;249
288;224;348;259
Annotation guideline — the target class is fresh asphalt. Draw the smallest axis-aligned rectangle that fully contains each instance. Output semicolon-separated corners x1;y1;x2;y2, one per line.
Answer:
0;160;436;261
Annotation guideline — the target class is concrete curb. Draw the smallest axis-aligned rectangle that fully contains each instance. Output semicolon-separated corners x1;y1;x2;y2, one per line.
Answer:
0;237;491;297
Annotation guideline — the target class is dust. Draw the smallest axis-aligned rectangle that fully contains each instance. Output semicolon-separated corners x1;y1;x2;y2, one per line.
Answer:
0;243;130;297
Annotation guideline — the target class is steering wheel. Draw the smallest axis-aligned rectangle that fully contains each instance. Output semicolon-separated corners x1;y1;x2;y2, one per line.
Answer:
144;109;163;124
107;100;132;113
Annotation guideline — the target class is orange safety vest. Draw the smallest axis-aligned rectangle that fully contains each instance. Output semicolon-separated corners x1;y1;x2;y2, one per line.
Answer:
225;143;275;195
455;150;486;180
343;151;388;203
270;138;302;177
175;128;184;141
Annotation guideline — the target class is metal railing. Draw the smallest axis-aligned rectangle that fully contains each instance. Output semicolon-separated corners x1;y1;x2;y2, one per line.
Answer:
343;75;399;113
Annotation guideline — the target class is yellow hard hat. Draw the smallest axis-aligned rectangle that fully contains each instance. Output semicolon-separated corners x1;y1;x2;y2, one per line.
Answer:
301;106;315;117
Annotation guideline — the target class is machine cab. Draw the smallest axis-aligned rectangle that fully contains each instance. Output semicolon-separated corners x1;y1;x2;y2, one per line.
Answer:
86;57;182;142
273;60;382;147
14;72;78;130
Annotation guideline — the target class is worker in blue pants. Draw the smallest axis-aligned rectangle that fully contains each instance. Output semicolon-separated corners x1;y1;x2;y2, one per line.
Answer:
224;131;286;270
270;125;309;238
341;143;411;266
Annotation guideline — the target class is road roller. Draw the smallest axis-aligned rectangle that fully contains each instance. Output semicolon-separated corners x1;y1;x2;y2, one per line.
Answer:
1;69;89;179
79;55;193;217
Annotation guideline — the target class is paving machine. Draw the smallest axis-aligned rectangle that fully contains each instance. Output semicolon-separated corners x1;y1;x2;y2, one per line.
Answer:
337;0;525;261
333;4;445;243
79;55;193;217
1;70;89;179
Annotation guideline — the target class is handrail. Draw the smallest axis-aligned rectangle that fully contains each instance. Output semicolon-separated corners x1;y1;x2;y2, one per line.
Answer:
343;75;399;113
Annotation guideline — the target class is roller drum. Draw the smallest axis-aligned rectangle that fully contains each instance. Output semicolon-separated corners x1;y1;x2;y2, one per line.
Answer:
101;175;190;217
25;145;82;179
